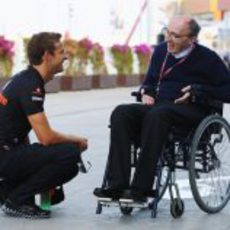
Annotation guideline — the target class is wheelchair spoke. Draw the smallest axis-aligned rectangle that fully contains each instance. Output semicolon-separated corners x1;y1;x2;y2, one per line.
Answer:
189;115;230;213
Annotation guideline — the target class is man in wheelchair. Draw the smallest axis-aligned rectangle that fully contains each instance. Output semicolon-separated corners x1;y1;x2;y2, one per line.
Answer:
94;15;230;204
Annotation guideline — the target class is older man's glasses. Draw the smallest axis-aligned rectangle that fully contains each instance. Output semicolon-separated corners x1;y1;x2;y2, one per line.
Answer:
165;29;191;40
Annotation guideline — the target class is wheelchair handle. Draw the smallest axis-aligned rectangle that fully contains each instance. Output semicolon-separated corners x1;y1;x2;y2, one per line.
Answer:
131;91;142;102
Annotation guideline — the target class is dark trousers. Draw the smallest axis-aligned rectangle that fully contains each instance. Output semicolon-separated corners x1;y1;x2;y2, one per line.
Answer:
107;101;209;192
0;143;80;205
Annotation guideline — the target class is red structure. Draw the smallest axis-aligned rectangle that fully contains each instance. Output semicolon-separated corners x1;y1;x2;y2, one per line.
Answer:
125;0;148;45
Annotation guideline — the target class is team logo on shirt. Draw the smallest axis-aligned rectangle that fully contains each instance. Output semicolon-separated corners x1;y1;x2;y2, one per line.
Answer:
0;93;8;106
32;96;43;101
31;87;43;102
32;87;42;96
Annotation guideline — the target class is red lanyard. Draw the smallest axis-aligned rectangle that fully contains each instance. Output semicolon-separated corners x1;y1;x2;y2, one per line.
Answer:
156;45;194;94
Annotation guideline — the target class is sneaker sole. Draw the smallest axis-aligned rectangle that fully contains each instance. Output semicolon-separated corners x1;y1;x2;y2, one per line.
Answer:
2;205;51;219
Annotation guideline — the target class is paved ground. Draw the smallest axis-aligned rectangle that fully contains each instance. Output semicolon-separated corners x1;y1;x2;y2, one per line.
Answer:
1;87;230;230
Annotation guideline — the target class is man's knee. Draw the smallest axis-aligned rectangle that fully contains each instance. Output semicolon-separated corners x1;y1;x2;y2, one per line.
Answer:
63;143;81;162
56;144;80;179
110;104;135;125
54;143;81;163
111;104;127;120
67;162;79;178
59;160;79;184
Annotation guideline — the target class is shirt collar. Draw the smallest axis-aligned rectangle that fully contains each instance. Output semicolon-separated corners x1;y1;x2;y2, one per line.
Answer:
28;65;44;84
171;45;194;59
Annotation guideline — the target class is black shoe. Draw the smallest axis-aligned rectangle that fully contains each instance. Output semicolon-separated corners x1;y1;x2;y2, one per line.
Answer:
51;186;65;205
120;189;147;203
93;187;122;200
2;200;51;219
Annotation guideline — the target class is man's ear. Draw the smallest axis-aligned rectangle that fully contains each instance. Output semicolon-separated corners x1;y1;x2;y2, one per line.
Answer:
191;37;197;44
43;51;51;63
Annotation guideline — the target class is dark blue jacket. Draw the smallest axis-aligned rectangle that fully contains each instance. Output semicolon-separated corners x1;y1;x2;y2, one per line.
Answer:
142;42;230;103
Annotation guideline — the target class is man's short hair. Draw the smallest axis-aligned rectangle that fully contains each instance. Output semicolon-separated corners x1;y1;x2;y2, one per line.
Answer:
27;32;62;65
188;18;201;37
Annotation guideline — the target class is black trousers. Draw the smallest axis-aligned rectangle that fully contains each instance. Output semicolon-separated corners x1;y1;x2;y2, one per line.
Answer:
107;101;209;192
0;143;80;205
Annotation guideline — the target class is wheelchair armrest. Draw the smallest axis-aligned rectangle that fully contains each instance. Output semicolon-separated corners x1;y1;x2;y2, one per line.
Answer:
190;85;223;114
191;95;223;115
206;99;223;114
131;85;156;102
131;91;142;102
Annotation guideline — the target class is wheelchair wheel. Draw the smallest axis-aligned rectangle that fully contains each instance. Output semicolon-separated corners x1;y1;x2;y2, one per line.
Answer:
170;198;184;218
120;206;133;215
189;115;230;213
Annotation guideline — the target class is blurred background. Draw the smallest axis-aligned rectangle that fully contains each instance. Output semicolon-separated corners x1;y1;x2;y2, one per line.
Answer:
0;0;229;82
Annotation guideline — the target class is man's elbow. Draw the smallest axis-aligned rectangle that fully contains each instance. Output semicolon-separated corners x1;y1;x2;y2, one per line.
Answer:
39;137;53;146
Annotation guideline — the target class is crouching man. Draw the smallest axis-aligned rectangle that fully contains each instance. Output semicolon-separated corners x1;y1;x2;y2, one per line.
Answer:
0;32;88;218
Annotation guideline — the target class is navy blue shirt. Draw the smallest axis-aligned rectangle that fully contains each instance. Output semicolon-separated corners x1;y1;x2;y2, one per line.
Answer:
142;42;230;102
0;67;45;145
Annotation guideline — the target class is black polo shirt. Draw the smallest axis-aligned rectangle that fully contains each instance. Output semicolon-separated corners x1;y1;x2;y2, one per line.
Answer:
0;66;45;145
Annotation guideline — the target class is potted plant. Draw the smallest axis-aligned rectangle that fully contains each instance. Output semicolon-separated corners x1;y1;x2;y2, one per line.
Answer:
61;37;92;91
110;44;139;87
134;43;152;83
61;38;77;91
75;38;93;76
0;36;14;90
89;42;115;89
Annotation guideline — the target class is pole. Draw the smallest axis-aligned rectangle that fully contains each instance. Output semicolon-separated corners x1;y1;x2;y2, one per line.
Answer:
125;0;148;45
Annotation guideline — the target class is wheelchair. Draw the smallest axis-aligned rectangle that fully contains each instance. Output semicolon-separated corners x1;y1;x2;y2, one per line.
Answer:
95;92;230;218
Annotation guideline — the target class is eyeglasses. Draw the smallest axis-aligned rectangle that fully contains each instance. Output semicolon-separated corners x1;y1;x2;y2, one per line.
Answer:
165;28;191;40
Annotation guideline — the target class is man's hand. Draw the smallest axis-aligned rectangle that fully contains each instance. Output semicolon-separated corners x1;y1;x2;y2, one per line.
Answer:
75;136;88;151
174;85;191;104
142;94;155;105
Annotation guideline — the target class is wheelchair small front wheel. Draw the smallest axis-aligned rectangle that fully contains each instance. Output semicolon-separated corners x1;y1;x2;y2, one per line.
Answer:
170;198;184;218
120;206;133;215
189;115;230;213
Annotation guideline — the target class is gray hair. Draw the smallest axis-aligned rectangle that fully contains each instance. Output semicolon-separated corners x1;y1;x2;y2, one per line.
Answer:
188;18;201;37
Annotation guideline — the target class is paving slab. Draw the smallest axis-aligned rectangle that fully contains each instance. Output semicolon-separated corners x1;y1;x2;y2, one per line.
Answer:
1;87;230;230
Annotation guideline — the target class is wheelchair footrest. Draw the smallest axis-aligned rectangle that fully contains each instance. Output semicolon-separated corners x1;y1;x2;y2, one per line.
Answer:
97;198;121;208
119;200;148;209
98;197;113;202
97;197;149;209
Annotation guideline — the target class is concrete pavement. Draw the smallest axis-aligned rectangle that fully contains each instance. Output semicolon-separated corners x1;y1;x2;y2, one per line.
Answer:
1;87;230;230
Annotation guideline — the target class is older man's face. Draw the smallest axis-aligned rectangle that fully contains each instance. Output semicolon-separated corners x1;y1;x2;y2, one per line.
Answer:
165;17;195;54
